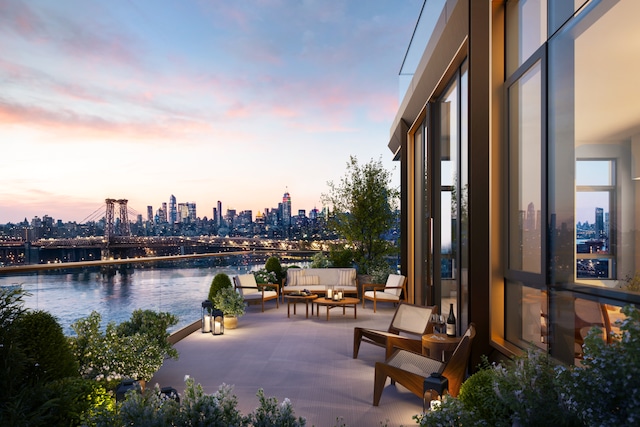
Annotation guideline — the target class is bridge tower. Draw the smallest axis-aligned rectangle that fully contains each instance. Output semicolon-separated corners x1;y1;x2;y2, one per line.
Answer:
117;199;130;236
105;198;116;241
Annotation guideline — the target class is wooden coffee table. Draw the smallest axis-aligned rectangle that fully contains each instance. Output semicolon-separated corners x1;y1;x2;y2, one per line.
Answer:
285;294;318;318
315;297;360;321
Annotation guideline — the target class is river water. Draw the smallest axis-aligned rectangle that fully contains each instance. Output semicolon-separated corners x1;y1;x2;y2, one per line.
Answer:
0;259;282;335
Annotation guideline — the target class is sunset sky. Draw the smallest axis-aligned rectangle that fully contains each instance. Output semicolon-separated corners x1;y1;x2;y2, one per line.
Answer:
0;0;421;224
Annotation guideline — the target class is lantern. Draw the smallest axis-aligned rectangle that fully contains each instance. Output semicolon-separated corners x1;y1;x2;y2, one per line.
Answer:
423;372;448;412
201;300;213;333
116;378;142;403
212;308;224;335
160;386;180;403
326;285;334;300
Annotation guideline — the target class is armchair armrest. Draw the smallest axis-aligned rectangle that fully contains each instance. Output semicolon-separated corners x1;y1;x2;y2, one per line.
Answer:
385;335;423;359
257;283;279;294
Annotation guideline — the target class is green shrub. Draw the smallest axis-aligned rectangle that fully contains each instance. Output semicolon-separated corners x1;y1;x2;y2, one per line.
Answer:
89;377;305;426
70;310;178;387
419;307;640;427
209;273;233;303
245;388;306;427
265;256;284;284
458;359;509;425
43;376;113;426
310;252;330;268
115;309;179;360
13;310;79;383
563;305;640;426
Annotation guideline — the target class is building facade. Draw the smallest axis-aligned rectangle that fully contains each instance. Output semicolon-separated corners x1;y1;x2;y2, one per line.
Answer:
390;0;640;366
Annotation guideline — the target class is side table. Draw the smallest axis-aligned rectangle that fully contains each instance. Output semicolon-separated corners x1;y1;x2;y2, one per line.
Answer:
285;294;318;318
422;333;462;362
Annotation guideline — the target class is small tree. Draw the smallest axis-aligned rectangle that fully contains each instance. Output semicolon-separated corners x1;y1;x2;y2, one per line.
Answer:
209;273;233;304
322;156;399;274
265;256;284;284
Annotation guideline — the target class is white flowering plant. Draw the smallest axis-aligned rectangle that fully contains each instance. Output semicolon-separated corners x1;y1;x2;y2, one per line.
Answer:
69;310;178;388
89;377;305;426
418;305;640;427
253;269;278;285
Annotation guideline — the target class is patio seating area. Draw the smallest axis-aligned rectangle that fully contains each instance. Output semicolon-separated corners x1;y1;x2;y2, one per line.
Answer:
151;302;428;426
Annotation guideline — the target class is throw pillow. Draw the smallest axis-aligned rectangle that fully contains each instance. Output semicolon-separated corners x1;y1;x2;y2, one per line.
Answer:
337;269;354;286
288;269;305;286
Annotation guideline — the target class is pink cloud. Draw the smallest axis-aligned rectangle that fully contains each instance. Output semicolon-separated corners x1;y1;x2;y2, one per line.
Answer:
0;99;213;143
0;0;45;39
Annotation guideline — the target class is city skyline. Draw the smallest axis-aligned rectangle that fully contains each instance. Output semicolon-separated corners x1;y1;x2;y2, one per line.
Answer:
0;1;420;224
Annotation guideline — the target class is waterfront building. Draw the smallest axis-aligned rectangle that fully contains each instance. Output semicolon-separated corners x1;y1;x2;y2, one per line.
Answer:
388;0;640;366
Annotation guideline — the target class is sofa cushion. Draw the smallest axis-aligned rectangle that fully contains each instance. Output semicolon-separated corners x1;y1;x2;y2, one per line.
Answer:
235;274;259;295
384;274;405;296
364;290;401;301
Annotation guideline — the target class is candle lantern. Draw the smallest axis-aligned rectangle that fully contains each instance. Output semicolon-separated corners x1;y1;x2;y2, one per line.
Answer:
326;285;334;300
116;378;142;403
160;386;180;403
337;288;344;300
201;300;213;333
423;372;448;412
212;308;224;335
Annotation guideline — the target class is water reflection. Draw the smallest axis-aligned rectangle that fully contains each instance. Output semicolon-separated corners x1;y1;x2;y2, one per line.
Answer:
0;257;290;336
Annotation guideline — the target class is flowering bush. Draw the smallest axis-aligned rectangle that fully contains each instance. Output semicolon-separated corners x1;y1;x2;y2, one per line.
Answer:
562;305;640;426
417;305;640;427
69;310;178;388
254;269;278;285
90;377;304;426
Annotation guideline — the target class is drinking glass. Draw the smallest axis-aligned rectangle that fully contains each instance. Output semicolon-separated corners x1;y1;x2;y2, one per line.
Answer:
438;315;446;334
430;314;441;333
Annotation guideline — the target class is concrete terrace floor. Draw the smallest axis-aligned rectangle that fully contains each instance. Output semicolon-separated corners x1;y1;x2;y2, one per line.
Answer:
151;301;425;427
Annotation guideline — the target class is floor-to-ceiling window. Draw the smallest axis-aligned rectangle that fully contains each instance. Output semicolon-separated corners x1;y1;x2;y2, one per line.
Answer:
504;0;640;364
433;61;468;334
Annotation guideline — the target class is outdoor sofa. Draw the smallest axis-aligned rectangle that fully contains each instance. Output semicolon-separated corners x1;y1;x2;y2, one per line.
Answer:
282;267;358;300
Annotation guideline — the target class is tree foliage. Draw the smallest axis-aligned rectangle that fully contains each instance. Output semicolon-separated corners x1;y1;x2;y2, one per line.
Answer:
322;156;399;274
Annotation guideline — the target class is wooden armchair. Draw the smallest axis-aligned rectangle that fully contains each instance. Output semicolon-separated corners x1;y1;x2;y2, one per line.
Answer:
353;303;437;360
233;274;279;312
373;323;476;406
362;274;407;312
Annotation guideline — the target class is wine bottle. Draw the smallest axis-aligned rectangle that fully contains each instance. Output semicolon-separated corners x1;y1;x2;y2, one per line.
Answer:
446;303;456;337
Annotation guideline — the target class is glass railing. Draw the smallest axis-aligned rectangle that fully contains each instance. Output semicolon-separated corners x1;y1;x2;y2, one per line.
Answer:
0;252;311;335
399;0;447;102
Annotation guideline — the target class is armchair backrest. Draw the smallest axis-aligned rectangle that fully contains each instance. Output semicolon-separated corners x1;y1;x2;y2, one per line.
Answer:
389;303;437;336
442;323;476;397
234;274;259;296
384;274;405;296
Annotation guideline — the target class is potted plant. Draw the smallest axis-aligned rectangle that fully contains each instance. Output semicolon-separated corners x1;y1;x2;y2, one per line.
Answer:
208;273;233;303
212;287;245;329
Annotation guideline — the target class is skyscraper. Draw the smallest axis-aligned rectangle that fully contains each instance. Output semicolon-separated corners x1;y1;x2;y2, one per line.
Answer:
595;207;604;238
169;195;177;224
282;191;291;229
